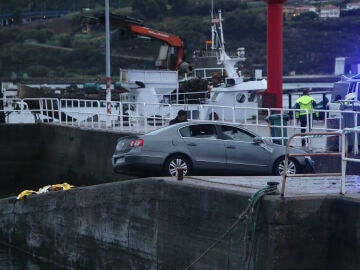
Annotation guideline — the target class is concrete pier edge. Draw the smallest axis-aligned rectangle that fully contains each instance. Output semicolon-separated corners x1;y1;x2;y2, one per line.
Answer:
0;177;360;269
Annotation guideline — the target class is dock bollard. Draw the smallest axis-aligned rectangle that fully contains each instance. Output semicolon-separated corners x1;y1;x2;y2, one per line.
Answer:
177;168;185;181
267;181;280;195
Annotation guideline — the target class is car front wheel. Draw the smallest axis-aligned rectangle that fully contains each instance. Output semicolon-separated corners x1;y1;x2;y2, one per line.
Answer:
272;157;300;176
164;155;191;177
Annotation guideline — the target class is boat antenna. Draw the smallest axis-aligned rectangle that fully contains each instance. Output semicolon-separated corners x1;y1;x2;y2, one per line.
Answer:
218;10;225;53
211;0;216;50
210;1;222;51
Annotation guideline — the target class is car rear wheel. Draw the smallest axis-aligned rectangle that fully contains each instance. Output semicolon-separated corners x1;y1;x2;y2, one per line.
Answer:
272;157;300;176
164;155;191;177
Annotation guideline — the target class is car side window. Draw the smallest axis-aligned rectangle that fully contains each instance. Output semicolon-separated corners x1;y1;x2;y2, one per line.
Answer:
179;126;191;137
181;124;217;139
220;125;254;142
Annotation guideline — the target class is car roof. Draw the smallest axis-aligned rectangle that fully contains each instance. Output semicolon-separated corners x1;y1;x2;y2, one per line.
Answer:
147;120;244;135
177;120;238;126
175;120;259;136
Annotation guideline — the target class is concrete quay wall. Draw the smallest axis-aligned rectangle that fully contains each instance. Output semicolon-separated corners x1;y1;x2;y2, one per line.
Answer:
0;179;359;270
0;124;132;196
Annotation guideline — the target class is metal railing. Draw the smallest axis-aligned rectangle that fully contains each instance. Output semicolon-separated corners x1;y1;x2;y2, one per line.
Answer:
340;127;360;193
1;97;360;140
281;129;360;196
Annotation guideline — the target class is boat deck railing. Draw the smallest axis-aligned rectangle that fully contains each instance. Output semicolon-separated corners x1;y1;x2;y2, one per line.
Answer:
1;97;360;152
194;67;225;80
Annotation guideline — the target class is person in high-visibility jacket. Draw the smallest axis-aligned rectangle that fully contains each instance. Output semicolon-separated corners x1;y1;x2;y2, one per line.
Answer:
294;89;319;147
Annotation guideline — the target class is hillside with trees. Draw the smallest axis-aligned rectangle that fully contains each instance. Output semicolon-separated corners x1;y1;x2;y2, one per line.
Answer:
0;0;360;81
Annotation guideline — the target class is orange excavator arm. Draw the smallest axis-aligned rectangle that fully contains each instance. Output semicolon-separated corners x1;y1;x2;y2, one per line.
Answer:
126;25;184;70
83;13;184;70
128;25;183;48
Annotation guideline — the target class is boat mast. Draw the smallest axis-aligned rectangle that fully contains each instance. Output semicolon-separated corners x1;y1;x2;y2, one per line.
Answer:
218;10;225;56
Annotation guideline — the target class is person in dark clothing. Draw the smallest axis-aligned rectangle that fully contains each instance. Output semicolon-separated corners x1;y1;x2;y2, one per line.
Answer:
169;110;188;125
208;112;219;120
0;92;4;124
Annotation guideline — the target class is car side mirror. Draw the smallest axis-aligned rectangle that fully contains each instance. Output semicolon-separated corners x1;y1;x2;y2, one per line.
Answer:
252;136;264;144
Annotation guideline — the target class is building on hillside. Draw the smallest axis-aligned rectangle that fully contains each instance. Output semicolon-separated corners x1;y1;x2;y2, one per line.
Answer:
283;5;317;19
283;5;296;19
22;10;70;23
0;13;12;26
0;10;70;26
295;5;317;14
319;4;340;18
346;2;360;10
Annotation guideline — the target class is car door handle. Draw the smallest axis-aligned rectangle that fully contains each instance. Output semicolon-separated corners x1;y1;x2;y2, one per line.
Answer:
187;142;197;146
226;145;236;149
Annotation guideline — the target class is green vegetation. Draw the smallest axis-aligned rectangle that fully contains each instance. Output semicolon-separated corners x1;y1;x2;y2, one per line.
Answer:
0;0;359;80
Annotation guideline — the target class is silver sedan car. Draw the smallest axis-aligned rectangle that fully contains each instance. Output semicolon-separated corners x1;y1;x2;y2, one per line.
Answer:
112;121;314;177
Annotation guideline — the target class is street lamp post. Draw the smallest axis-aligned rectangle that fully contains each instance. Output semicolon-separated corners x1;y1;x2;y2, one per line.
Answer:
105;0;112;117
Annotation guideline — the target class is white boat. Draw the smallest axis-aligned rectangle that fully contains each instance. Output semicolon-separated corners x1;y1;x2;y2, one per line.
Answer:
327;74;360;119
117;9;267;122
1;82;18;98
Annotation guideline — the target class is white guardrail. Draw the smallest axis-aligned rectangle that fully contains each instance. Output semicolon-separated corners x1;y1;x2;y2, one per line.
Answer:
1;98;360;146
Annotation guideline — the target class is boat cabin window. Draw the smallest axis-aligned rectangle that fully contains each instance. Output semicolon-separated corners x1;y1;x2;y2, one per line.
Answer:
348;82;356;94
236;93;246;103
120;93;136;102
225;78;235;87
331;82;349;102
248;93;256;102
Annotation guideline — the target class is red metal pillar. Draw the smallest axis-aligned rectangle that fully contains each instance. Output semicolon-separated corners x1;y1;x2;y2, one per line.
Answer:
263;0;287;109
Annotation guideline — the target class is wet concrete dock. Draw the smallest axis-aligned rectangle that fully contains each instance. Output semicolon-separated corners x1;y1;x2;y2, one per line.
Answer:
184;175;360;197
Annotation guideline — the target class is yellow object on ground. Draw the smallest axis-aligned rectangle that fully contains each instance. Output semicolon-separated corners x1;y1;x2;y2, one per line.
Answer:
17;182;75;200
17;190;37;200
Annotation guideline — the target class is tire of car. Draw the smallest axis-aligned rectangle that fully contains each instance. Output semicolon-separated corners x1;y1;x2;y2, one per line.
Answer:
163;154;192;177
272;157;300;176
